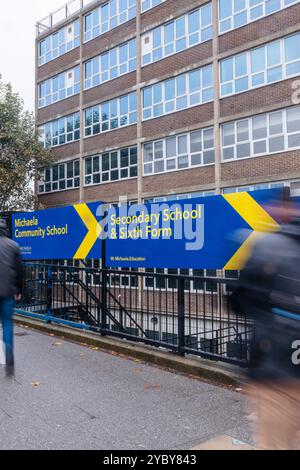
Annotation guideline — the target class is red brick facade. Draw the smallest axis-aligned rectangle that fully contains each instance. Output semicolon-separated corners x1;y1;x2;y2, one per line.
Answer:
36;0;300;208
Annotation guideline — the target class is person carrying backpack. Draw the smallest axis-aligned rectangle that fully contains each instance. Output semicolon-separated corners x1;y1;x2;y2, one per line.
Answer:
0;219;23;377
231;199;300;450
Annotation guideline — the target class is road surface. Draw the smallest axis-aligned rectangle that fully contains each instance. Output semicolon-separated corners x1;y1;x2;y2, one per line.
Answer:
0;325;253;450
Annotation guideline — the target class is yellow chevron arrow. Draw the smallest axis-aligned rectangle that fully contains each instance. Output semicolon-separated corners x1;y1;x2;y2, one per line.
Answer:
223;192;280;270
73;204;102;260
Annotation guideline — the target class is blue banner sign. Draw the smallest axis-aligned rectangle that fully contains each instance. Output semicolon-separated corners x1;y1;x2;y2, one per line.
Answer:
106;189;282;269
12;202;102;260
12;189;284;268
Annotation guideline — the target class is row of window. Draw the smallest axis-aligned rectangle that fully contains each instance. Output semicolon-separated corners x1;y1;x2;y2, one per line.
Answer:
38;145;138;194
84;0;136;43
39;104;300;185
145;181;299;198
36;259;220;292
39;92;137;147
38;0;165;66
38;160;80;194
84;92;137;137
144;191;216;204
223;179;300;195
143;129;215;176
219;0;300;34
222;106;300;161
39;19;80;66
220;33;300;97
40;112;80;148
38;30;300;111
38;67;80;109
39;1;300;67
142;4;212;66
85;146;138;185
143;65;213;120
84;39;136;90
142;0;166;12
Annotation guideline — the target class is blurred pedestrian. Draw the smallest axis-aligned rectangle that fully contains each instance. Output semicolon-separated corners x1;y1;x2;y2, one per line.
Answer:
231;197;300;450
0;219;23;377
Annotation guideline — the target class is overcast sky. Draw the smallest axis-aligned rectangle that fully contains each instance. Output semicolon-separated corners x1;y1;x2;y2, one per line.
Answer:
0;0;65;113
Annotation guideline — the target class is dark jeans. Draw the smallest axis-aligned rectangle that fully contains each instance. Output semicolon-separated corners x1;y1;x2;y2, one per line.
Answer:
0;298;15;365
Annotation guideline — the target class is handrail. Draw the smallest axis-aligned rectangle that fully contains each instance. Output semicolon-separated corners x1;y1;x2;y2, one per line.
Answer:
24;263;238;285
77;278;147;336
36;0;97;36
76;278;127;332
58;279;98;326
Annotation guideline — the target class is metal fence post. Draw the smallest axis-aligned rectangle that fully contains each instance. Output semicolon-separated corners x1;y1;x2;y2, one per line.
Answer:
101;234;107;336
177;278;185;356
46;267;53;322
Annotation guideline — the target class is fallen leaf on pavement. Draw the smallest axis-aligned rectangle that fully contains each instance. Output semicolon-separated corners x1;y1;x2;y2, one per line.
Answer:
134;368;142;374
91;347;99;351
52;342;62;346
31;382;41;387
144;384;161;390
119;354;130;360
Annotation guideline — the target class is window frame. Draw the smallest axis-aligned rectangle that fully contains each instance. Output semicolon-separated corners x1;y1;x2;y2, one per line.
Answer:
39;112;80;149
220;32;300;98
84;38;136;90
38;159;80;194
38;19;80;66
143;127;215;177
84;92;137;138
141;4;213;67
218;0;300;35
142;65;214;121
38;66;80;109
84;146;138;186
141;0;166;13
84;0;137;44
221;105;300;162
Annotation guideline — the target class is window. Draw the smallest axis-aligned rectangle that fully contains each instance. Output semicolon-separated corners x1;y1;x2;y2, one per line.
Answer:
142;0;166;12
144;268;218;292
219;0;300;34
223;181;292;194
38;160;80;194
85;146;138;185
144;191;215;204
143;128;215;176
84;92;137;137
84;39;136;90
223;180;300;197
221;105;300;161
142;65;213;120
142;4;212;66
84;0;136;43
220;33;300;97
39;112;80;148
38;66;80;108
38;20;80;66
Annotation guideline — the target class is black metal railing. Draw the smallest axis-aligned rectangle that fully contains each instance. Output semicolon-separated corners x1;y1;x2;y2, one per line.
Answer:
16;263;253;367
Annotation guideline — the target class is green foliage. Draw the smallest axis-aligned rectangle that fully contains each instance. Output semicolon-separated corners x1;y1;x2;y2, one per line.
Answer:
0;81;53;211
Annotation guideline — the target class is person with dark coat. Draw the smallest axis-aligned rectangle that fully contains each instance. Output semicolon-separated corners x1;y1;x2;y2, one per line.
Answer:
0;219;23;377
231;209;300;449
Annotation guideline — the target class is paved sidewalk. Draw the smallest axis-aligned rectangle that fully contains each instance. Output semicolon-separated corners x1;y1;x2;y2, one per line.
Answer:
0;326;254;450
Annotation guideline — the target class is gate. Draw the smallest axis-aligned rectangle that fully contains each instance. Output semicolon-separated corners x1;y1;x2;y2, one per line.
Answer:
17;263;253;367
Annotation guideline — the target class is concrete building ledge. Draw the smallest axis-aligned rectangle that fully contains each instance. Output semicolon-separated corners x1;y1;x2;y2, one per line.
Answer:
14;314;246;388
